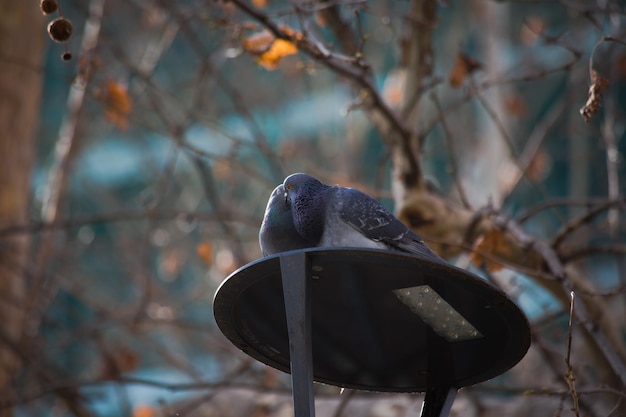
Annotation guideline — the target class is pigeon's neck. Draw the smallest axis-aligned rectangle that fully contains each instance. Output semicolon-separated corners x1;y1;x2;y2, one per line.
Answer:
293;186;327;244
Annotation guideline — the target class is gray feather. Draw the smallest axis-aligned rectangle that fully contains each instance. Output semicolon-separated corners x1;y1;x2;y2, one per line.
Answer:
259;184;311;256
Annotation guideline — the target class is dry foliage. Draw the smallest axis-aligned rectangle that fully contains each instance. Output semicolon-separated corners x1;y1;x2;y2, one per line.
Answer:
580;70;609;122
243;27;301;70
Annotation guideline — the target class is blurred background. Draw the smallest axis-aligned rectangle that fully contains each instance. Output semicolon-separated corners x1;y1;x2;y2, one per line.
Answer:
1;0;625;416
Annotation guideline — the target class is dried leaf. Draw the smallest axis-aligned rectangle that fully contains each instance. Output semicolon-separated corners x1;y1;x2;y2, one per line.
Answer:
526;149;551;181
114;347;140;373
470;229;513;272
98;80;132;130
449;52;482;88
196;241;213;266
133;405;156;417
100;346;140;378
504;94;527;118
242;27;300;70
242;30;275;54
257;39;298;70
382;69;406;107
315;11;327;27
161;247;184;279
580;70;609;122
252;0;267;8
212;159;231;180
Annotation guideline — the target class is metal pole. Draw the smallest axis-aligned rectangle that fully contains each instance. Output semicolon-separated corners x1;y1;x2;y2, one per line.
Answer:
280;251;316;417
419;386;457;417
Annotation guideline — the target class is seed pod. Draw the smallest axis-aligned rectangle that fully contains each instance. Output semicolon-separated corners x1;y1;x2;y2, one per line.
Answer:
580;70;609;123
40;0;59;15
48;17;72;43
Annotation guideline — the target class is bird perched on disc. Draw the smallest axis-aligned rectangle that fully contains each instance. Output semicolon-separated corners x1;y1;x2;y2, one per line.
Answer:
259;184;311;256
282;173;443;262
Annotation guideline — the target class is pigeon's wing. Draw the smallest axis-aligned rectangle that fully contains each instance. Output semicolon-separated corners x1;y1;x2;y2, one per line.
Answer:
336;187;443;262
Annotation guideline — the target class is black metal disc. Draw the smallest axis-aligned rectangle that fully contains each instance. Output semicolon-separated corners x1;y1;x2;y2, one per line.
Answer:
213;248;530;392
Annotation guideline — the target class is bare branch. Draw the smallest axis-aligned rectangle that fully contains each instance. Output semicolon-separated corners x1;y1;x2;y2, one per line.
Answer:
227;0;417;183
565;291;581;417
430;92;472;209
27;0;107;352
552;197;626;248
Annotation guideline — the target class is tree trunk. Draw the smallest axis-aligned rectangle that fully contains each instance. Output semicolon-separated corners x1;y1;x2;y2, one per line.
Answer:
0;1;45;413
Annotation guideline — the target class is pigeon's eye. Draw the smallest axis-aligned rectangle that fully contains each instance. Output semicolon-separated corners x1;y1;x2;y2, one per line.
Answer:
285;183;292;191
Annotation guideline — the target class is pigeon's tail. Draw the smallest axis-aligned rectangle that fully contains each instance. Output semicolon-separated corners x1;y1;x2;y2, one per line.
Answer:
396;238;445;263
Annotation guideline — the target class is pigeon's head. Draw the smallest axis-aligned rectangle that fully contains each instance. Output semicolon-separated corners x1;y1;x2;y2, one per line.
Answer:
265;184;289;217
260;184;310;256
282;173;326;244
283;173;324;205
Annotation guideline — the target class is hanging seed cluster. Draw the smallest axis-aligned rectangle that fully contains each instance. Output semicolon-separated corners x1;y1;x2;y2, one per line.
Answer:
41;0;73;61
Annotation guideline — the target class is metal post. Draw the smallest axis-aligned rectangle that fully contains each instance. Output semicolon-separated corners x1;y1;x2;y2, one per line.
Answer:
280;251;316;417
419;386;457;417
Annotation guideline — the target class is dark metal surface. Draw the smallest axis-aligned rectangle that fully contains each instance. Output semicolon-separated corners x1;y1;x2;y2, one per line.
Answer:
280;252;316;417
420;386;457;417
213;248;531;393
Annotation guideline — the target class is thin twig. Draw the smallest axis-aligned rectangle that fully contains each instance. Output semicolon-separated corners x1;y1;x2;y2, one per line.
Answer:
419;52;580;139
162;0;286;182
0;210;260;237
565;291;581;417
41;0;106;223
596;34;625;235
26;0;107;354
228;0;418;182
472;84;558;214
517;197;625;223
562;244;626;264
331;389;356;417
561;273;626;389
489;210;565;278
430;92;472;209
552;198;626;248
500;92;568;209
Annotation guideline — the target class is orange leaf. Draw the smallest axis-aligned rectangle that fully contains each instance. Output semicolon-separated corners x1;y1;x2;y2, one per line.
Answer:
161;247;184;278
449;52;482;88
242;27;300;70
504;94;527;118
280;25;303;41
257;39;298;70
133;405;155;417
526;149;551;181
315;11;326;27
196;241;213;266
470;229;512;272
252;0;267;7
99;80;132;130
382;70;406;107
212;159;231;180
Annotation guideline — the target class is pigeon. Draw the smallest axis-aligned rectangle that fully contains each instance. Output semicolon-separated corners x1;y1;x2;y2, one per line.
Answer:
282;173;443;262
259;184;312;256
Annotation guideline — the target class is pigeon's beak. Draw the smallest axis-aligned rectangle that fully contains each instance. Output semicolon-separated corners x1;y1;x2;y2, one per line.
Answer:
283;191;289;206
